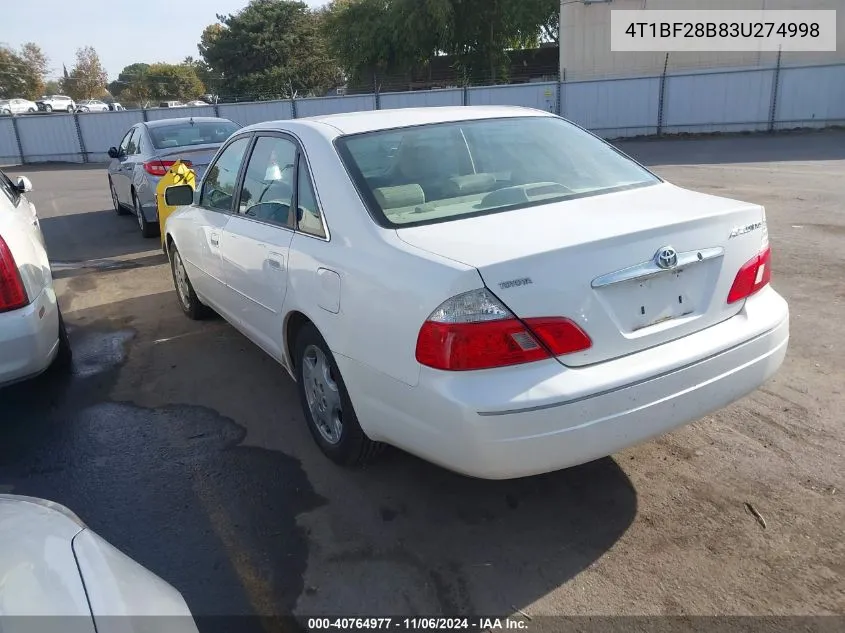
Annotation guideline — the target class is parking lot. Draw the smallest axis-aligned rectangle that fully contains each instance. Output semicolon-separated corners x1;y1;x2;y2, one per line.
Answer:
1;132;843;622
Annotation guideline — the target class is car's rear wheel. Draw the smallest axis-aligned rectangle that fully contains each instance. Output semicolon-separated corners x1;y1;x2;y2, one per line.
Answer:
133;191;159;238
169;245;209;320
109;178;129;215
294;324;383;467
66;106;74;113
44;104;52;112
27;107;35;113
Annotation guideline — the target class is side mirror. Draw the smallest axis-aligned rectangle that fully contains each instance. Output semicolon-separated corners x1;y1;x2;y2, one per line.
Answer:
16;176;33;193
165;184;195;206
108;147;120;159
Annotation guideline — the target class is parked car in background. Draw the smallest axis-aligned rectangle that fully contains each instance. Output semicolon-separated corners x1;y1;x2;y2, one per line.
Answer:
107;117;239;237
0;98;38;115
0;169;71;388
76;99;110;113
0;494;199;629
158;101;185;108
162;106;789;480
36;95;75;113
109;102;125;111
185;100;210;107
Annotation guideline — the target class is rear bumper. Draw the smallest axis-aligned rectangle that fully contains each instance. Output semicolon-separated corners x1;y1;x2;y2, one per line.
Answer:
0;287;60;388
339;286;789;479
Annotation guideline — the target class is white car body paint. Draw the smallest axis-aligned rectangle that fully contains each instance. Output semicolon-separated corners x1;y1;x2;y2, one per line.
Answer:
0;176;61;387
0;495;198;631
164;106;789;479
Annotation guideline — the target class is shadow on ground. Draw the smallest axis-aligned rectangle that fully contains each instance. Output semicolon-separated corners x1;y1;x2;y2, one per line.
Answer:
0;290;637;622
39;209;158;262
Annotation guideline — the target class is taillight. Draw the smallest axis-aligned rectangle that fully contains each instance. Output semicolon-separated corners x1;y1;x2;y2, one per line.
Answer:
144;160;191;177
0;235;28;313
415;288;591;371
728;245;772;304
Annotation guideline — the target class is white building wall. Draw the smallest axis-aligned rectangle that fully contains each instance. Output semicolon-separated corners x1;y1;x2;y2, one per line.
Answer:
560;0;845;79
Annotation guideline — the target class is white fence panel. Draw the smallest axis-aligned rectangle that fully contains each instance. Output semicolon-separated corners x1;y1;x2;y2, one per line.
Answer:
663;68;774;134
296;94;376;118
381;89;463;109
563;76;659;138
78;110;144;162
17;114;81;163
145;105;217;121
776;64;845;129
218;101;293;126
468;82;558;112
0;118;21;165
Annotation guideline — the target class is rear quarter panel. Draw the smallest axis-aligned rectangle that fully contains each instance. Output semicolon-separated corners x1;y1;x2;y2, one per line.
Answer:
281;124;482;388
0;194;52;300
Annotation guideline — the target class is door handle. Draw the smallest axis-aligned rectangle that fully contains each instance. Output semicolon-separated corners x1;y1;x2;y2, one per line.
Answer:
268;252;284;271
210;233;219;246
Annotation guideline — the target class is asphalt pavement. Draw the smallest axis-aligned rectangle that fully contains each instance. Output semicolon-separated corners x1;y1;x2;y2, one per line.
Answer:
1;132;843;628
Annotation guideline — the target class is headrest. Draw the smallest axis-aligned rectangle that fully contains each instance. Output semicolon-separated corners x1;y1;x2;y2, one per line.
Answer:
447;173;496;196
373;184;425;210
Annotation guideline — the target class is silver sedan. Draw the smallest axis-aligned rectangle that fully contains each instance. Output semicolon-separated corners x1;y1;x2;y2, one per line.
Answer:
107;117;239;237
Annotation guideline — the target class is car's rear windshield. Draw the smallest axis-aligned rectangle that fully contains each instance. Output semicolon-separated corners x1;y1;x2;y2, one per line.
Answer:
335;116;659;227
149;121;238;150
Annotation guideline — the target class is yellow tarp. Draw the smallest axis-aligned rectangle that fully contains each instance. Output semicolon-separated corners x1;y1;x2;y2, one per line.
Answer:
156;160;196;246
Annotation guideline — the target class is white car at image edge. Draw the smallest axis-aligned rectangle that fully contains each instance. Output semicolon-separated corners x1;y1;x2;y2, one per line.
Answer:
0;170;71;388
0;494;198;630
162;105;789;480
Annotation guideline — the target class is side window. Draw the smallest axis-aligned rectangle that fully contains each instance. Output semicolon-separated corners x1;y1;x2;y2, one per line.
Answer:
296;155;326;238
125;129;140;155
0;170;20;206
238;136;297;227
118;129;135;155
200;136;251;212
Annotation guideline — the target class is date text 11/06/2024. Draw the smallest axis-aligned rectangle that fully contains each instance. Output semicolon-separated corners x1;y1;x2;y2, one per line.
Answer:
307;618;529;630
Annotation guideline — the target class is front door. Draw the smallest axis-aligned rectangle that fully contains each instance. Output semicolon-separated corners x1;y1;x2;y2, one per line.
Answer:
188;135;252;318
219;135;297;360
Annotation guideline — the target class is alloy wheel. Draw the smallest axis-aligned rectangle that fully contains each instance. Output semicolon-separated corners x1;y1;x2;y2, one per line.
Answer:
302;345;343;444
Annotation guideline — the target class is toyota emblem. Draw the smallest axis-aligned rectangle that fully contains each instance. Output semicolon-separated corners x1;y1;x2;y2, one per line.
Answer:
655;246;678;269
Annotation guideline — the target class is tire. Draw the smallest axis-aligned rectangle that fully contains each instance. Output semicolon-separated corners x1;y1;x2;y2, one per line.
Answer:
169;245;210;320
44;104;52;112
294;323;383;467
27;108;35;113
67;106;74;113
133;191;159;238
109;178;130;215
51;310;73;372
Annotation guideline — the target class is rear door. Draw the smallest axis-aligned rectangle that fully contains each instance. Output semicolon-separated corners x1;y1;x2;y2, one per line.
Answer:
219;134;296;360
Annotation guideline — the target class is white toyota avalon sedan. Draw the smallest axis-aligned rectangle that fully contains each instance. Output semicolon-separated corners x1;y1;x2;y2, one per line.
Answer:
162;106;789;479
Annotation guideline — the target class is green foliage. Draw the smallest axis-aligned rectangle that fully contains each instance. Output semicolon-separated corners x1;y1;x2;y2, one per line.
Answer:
324;0;558;83
0;43;49;99
198;0;342;99
62;46;109;100
110;62;205;106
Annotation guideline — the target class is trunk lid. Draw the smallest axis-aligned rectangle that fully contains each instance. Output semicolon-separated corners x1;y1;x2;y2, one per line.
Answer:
397;183;768;367
155;143;222;180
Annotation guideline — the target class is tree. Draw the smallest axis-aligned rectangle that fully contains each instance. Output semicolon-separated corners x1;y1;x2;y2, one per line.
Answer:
145;63;205;101
20;43;49;98
109;61;205;106
0;43;50;99
323;0;559;85
63;46;108;100
199;0;342;100
43;79;62;95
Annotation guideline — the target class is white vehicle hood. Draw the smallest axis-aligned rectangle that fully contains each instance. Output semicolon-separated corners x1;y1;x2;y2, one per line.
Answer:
0;495;198;633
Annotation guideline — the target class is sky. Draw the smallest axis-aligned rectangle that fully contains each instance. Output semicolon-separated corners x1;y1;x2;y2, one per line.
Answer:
1;0;327;81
